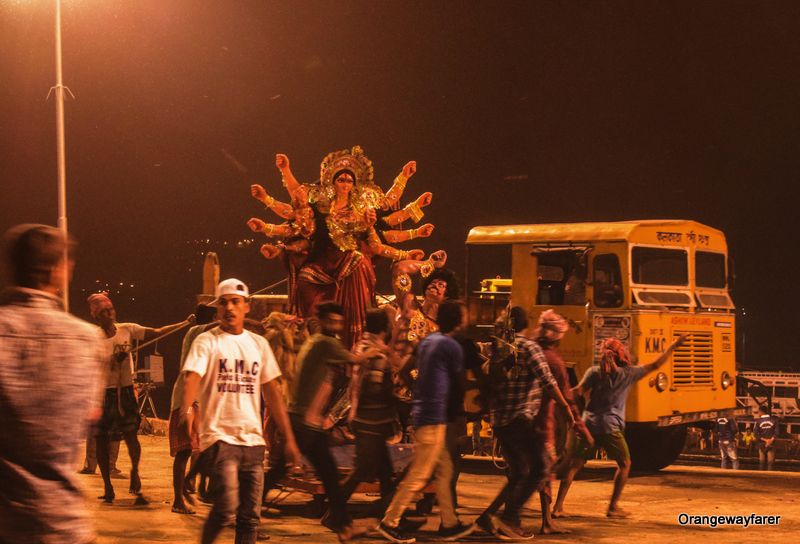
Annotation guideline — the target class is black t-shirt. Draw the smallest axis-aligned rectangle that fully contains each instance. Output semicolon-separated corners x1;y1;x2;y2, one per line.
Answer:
715;416;737;441
353;334;397;425
445;335;481;420
754;415;779;440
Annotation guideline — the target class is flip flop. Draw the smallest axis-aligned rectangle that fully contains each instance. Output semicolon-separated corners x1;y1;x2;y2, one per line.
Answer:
171;504;195;515
133;494;150;506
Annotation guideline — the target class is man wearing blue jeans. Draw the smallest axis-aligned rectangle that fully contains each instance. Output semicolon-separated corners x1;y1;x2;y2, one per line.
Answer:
754;407;779;471
715;415;739;469
182;279;300;544
378;301;474;544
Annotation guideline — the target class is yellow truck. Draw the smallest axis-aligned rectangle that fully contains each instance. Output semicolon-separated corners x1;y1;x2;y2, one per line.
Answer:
466;220;738;469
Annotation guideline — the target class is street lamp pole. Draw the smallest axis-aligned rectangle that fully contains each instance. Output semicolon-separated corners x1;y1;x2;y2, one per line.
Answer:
53;0;69;310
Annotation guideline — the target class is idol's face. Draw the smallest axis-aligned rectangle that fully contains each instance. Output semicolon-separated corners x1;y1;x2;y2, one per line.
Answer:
425;279;448;305
334;172;354;197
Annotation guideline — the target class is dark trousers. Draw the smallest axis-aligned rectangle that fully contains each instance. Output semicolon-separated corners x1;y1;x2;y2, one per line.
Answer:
262;417;288;502
200;441;265;544
290;415;351;531
758;443;775;470
341;425;395;504
491;419;549;524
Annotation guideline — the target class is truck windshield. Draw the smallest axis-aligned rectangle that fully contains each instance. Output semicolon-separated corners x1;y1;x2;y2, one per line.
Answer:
632;247;688;286
696;251;726;288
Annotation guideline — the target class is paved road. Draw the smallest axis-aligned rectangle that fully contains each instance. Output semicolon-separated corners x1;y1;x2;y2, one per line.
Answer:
81;435;797;543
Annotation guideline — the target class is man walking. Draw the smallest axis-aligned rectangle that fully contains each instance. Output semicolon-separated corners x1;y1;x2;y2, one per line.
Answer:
87;291;192;503
169;303;217;514
287;301;380;542
377;300;474;544
475;307;575;540
342;308;399;511
553;335;685;518
0;224;105;544
181;278;300;544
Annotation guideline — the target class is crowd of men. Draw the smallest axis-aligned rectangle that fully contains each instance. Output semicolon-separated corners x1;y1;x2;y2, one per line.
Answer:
1;223;715;544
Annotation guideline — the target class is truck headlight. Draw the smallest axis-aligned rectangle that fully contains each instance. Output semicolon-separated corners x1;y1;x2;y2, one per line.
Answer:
655;372;668;392
721;371;733;390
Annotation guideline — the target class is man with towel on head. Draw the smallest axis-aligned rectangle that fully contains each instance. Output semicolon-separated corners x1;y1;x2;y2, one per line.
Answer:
87;291;193;504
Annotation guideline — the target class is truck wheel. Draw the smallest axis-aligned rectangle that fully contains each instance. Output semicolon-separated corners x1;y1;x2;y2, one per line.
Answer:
625;423;687;472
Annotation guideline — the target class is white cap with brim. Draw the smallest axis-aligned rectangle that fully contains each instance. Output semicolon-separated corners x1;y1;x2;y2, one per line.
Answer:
212;278;250;304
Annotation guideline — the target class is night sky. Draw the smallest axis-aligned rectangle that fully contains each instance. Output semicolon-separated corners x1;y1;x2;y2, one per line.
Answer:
2;0;798;389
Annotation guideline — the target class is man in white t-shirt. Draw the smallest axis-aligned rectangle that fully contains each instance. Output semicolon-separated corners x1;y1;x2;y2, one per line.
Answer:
181;278;300;544
87;292;193;504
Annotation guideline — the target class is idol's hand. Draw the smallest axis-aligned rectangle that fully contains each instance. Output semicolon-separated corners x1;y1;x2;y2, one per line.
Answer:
408;249;424;261
430;250;447;267
260;243;283;259
247;218;267;233
416;223;434;238
365;208;377;227
250;184;268;202
416;192;433;208
402;161;417;178
275;153;290;172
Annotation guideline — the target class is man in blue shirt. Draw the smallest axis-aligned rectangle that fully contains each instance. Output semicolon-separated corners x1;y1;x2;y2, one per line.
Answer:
715;415;739;469
553;335;685;519
378;301;474;544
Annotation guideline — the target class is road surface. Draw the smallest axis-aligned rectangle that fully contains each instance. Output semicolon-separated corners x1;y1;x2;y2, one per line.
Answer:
80;435;796;543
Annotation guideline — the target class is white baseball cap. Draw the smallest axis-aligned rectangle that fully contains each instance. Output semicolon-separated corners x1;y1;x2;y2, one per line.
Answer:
213;278;250;303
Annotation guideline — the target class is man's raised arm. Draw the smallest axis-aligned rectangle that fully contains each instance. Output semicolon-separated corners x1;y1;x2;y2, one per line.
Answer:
640;335;687;375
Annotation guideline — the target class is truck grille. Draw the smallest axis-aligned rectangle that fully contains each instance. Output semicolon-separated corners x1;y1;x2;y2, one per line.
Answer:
671;330;714;388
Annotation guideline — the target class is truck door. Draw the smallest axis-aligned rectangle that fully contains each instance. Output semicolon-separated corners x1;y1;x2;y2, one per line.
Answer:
529;247;592;364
